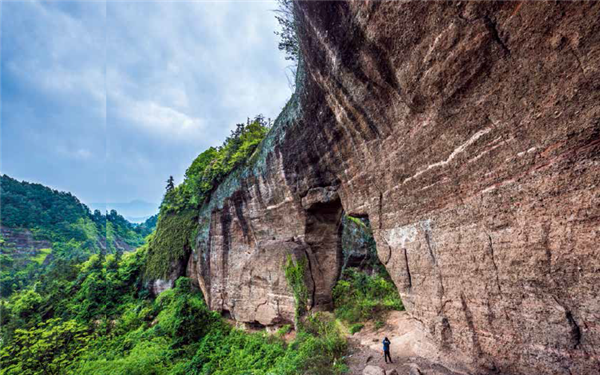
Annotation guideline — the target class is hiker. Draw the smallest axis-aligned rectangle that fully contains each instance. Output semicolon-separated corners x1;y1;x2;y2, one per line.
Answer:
382;336;392;363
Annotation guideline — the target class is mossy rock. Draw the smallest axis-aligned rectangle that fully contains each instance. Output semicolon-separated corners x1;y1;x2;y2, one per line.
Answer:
144;209;198;279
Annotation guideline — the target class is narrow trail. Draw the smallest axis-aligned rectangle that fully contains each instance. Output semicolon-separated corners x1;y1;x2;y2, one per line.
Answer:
344;311;469;375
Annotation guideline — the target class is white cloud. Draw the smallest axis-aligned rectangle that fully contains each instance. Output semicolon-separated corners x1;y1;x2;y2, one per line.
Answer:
104;0;291;146
76;148;93;159
4;1;106;114
127;99;205;137
2;0;291;204
55;145;93;160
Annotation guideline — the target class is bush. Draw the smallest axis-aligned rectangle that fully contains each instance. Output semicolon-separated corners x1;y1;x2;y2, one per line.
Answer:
178;312;347;375
0;318;91;375
276;324;292;338
152;277;220;349
349;323;364;335
333;268;403;324
75;338;173;375
291;313;348;375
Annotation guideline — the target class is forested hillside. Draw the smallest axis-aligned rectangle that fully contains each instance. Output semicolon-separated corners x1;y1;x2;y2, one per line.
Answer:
0;175;154;297
0;106;402;375
0;115;365;375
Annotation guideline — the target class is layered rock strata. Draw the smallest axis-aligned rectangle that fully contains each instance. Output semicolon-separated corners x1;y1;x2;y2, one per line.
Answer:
158;1;600;374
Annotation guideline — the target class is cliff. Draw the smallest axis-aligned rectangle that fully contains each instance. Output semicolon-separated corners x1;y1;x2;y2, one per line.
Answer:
152;1;600;374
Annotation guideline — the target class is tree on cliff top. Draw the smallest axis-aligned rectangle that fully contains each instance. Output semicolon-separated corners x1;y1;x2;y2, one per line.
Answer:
166;176;175;193
274;0;299;63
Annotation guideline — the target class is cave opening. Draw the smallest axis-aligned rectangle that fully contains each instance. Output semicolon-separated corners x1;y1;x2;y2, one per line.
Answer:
303;196;345;310
340;215;382;274
332;214;404;325
301;195;403;320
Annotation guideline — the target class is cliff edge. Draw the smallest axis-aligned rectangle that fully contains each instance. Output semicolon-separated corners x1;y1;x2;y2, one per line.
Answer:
149;2;600;374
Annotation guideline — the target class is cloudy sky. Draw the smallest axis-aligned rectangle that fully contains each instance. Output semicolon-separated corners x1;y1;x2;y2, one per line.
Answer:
1;0;291;209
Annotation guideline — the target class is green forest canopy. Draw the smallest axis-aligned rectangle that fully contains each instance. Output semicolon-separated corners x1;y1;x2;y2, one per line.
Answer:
0;174;155;244
0;175;156;298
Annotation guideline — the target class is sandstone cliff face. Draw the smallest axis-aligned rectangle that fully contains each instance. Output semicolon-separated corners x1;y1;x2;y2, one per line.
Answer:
177;1;599;374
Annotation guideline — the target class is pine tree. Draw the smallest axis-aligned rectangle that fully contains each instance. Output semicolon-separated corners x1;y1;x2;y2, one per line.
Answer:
166;176;175;193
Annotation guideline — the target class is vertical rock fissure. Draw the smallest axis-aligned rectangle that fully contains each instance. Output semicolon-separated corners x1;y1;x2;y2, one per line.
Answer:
378;192;384;230
424;229;438;266
460;293;483;359
220;203;232;310
483;15;510;56
302;247;318;309
486;234;502;293
403;247;412;289
565;310;582;350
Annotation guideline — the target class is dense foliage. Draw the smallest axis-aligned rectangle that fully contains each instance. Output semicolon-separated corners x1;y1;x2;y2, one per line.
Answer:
144;209;198;279
0;176;147;246
0;175;151;298
1;247;348;375
0;247;149;374
333;268;404;325
0;175;91;233
162;115;270;213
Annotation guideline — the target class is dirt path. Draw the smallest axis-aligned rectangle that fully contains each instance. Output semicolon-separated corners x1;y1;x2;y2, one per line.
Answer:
344;311;470;375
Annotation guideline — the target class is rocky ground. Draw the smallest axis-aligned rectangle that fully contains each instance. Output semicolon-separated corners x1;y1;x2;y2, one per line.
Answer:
345;312;470;375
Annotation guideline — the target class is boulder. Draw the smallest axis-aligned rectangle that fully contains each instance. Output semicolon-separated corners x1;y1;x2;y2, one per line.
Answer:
363;365;386;375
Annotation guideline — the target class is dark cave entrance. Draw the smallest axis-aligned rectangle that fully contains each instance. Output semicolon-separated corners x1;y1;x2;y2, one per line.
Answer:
303;196;345;310
302;195;402;315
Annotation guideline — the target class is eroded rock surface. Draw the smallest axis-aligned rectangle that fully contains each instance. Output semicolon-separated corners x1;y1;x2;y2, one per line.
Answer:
167;1;599;374
363;365;385;375
0;227;51;255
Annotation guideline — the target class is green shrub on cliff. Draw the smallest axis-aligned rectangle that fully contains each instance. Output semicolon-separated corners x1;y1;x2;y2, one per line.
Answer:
144;209;198;279
284;255;310;324
161;115;270;214
274;0;299;63
145;116;270;280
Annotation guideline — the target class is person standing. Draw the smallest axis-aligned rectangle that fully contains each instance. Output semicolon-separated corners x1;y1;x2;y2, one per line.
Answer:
383;336;392;363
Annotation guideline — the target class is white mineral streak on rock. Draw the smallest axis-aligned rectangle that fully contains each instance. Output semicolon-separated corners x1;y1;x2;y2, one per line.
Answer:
384;223;419;249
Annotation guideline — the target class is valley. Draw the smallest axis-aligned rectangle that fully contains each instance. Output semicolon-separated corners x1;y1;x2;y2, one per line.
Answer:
1;1;599;374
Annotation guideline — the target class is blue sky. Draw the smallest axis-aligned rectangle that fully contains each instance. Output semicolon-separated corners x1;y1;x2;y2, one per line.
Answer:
1;0;291;209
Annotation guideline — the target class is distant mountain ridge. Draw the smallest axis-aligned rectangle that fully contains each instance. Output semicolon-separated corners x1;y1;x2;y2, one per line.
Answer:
88;199;159;223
